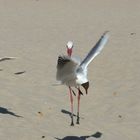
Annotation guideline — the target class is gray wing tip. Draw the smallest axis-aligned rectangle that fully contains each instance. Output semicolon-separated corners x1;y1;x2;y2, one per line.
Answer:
100;31;110;44
102;31;110;39
103;30;110;34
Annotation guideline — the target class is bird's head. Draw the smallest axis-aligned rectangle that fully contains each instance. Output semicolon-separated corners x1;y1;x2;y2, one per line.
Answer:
66;41;73;57
81;81;89;94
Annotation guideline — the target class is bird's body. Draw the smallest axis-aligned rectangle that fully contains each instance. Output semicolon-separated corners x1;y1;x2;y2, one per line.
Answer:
56;31;109;125
56;55;87;87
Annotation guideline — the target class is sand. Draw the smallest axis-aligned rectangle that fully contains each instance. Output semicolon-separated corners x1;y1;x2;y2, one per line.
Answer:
0;0;140;140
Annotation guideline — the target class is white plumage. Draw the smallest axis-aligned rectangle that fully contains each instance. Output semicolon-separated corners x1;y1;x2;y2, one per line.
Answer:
56;31;109;88
56;31;109;126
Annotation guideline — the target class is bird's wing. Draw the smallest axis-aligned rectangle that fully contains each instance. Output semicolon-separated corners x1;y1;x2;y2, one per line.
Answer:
80;31;109;69
57;56;71;69
56;55;78;81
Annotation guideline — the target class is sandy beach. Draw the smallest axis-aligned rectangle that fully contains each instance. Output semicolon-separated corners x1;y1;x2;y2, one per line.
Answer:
0;0;140;139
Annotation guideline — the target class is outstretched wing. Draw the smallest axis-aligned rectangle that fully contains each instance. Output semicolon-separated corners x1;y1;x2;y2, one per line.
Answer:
56;55;78;82
80;31;109;69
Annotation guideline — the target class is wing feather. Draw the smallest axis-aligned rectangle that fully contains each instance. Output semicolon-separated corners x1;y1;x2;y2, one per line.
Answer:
56;55;78;82
80;31;109;69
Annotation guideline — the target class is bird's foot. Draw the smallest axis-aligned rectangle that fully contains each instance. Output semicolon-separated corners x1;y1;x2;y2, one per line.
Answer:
76;121;80;124
76;117;80;124
70;114;74;126
70;121;74;126
76;112;80;124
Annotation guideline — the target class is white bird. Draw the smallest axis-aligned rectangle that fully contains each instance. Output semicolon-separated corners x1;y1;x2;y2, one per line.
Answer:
56;31;109;126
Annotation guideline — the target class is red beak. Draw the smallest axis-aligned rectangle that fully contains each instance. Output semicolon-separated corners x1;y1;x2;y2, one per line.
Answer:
67;48;72;57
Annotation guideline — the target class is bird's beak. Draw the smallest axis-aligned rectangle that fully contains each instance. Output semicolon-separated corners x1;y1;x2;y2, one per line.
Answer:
67;48;73;57
81;82;89;94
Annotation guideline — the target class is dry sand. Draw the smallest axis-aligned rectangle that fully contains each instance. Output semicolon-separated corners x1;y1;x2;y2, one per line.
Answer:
0;0;140;140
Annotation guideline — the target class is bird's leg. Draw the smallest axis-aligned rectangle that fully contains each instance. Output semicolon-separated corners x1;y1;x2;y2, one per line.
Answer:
76;88;81;124
69;86;74;126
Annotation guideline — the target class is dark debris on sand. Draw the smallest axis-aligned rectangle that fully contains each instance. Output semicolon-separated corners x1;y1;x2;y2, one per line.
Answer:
14;71;26;75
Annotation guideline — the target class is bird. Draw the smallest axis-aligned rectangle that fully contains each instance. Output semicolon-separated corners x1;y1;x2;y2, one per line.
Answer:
56;31;109;126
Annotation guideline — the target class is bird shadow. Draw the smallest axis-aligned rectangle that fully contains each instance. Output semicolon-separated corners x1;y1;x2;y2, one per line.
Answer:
0;107;23;118
61;109;84;119
55;132;102;140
